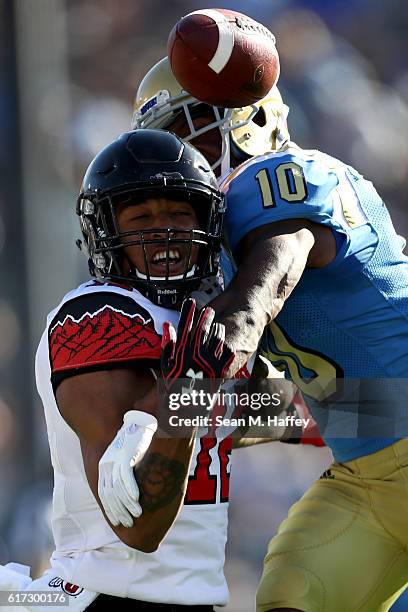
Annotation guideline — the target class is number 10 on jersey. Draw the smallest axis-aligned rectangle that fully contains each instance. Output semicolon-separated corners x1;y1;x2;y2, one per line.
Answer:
255;162;308;207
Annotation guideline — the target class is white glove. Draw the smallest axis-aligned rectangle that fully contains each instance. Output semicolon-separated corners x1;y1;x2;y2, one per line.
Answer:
98;410;157;528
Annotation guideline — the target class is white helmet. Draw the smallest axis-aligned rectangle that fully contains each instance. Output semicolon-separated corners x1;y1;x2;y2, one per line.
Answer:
132;57;290;176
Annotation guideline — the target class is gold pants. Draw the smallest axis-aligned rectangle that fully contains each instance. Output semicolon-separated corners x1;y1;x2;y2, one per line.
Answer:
257;439;408;612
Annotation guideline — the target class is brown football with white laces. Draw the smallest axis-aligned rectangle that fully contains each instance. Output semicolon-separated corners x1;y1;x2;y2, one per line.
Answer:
167;8;280;108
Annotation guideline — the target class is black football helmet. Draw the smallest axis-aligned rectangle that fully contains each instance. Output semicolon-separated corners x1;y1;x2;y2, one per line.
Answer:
77;129;225;308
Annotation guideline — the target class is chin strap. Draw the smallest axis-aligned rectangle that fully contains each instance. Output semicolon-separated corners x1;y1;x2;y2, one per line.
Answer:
220;130;231;178
190;275;224;309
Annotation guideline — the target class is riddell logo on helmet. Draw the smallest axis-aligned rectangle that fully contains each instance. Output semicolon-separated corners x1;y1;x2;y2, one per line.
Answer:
158;288;177;295
48;577;84;596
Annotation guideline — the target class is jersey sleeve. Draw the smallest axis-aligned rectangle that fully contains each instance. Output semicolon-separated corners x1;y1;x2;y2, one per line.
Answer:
222;149;347;253
48;290;161;388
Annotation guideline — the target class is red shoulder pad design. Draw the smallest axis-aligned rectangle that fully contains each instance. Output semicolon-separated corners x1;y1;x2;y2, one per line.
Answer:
49;291;161;375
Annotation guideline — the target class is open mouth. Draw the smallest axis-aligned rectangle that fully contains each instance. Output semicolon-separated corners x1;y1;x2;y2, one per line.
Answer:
152;248;182;265
148;246;191;276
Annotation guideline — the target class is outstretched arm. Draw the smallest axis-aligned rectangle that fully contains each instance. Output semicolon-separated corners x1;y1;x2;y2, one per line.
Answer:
210;219;335;375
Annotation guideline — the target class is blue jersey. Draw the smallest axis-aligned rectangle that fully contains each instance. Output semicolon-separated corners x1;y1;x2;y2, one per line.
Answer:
220;246;236;288
222;143;408;462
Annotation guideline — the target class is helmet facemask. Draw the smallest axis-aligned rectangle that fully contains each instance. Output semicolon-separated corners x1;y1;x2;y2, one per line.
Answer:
77;186;224;308
133;96;259;178
132;58;290;178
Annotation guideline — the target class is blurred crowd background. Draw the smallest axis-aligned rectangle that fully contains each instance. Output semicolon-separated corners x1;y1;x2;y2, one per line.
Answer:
0;1;407;610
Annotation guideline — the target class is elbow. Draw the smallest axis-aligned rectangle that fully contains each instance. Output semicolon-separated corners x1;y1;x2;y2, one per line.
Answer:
116;528;163;553
294;227;315;251
133;539;160;554
280;228;314;264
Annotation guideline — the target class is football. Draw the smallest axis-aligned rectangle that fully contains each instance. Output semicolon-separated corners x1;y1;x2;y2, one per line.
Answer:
167;8;280;108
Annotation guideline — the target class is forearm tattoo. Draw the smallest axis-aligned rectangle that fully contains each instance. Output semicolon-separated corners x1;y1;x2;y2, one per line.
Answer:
136;453;186;512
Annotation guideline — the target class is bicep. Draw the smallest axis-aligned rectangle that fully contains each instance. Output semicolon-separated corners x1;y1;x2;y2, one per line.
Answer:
55;367;159;547
237;218;335;268
56;367;156;496
56;367;156;446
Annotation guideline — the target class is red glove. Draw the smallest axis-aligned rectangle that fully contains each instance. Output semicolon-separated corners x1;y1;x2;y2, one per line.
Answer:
161;298;236;392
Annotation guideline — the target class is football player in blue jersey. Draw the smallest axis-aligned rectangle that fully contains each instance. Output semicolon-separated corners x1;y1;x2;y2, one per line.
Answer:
132;56;408;611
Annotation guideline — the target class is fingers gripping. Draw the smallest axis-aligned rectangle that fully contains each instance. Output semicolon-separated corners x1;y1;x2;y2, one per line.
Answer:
162;298;196;381
161;298;237;386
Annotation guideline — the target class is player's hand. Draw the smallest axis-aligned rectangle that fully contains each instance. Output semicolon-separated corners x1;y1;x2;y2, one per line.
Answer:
161;298;236;391
98;408;158;527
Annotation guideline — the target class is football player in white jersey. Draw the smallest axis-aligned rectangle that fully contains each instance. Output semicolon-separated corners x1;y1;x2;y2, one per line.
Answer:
31;128;240;611
3;127;307;612
0;125;313;612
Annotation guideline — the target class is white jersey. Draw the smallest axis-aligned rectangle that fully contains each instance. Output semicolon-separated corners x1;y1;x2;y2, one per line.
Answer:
35;280;243;606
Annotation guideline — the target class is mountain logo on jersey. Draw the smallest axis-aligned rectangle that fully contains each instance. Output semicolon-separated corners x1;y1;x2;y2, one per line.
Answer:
49;291;161;374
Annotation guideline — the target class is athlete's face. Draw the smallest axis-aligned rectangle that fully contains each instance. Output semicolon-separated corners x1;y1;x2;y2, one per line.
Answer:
166;104;222;173
117;198;200;277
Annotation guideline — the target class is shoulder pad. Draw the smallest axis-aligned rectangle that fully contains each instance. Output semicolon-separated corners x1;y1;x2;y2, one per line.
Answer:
48;291;161;378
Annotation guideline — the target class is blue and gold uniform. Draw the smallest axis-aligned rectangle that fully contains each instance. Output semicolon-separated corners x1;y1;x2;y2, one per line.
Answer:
223;144;408;612
224;142;408;462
